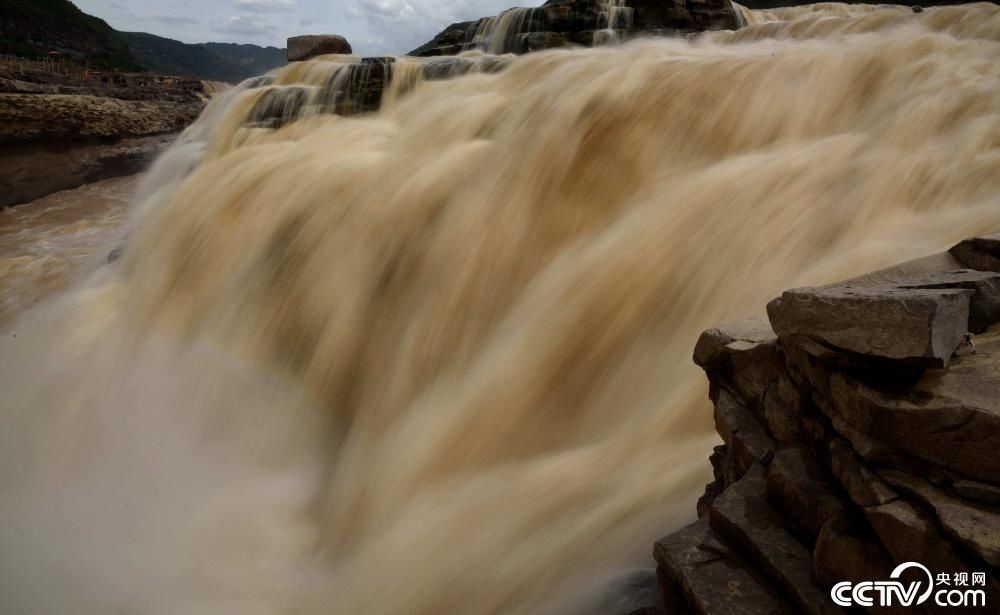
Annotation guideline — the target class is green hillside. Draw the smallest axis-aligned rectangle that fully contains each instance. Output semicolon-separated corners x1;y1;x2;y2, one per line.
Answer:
0;0;142;71
0;0;287;81
119;32;287;82
199;42;287;80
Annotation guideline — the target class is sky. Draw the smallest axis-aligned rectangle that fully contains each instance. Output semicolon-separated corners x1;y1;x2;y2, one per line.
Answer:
74;0;541;55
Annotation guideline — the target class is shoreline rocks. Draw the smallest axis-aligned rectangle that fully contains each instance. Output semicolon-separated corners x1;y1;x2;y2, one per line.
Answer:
0;71;205;208
655;234;1000;613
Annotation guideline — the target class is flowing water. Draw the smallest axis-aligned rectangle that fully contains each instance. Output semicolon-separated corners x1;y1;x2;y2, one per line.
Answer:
2;3;1000;614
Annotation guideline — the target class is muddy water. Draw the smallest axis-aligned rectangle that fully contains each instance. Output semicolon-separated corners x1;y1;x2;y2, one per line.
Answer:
0;176;135;327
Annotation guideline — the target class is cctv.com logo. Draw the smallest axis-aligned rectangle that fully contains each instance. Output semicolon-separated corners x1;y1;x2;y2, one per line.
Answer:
831;562;988;608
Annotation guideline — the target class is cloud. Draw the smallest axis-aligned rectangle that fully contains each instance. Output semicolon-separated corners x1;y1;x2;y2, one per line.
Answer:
153;15;199;26
236;0;297;13
214;15;277;36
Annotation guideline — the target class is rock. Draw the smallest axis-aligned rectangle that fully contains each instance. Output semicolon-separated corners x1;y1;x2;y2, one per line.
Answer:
762;375;804;445
591;568;666;615
714;389;775;477
695;319;783;409
654;517;793;615
840;251;966;287
522;31;568;52
0;94;201;145
912;5;924;12
768;283;973;368
827;438;898;507
767;447;846;540
895;270;1000;333
287;35;352;61
409;0;738;57
864;499;982;599
951;232;1000;274
879;469;1000;567
952;479;1000;505
0;134;177;208
813;515;892;588
828;330;1000;482
709;465;841;615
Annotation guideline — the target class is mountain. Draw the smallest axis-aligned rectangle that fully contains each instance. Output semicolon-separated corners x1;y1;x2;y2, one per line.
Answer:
0;0;286;82
198;42;287;80
119;32;287;83
0;0;142;71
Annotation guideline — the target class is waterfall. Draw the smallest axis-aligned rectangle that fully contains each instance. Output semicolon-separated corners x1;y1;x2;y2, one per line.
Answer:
2;3;1000;614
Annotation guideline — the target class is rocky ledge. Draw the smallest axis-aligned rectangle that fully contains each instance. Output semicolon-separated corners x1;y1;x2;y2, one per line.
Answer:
410;0;738;56
655;233;1000;613
0;66;206;208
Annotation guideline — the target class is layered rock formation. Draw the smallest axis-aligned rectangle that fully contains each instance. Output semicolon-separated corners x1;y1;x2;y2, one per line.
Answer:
409;0;738;56
0;65;205;208
656;234;1000;613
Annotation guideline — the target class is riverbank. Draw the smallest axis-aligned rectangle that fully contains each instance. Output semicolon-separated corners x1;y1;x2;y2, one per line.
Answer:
0;174;137;327
0;61;211;208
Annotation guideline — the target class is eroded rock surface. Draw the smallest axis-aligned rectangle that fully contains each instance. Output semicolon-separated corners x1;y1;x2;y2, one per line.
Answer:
654;239;1000;612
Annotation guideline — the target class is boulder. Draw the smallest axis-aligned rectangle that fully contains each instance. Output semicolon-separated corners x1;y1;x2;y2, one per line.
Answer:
768;284;973;368
769;270;1000;368
287;35;352;61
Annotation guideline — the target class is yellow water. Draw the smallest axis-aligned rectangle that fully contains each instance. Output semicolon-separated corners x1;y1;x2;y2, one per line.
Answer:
2;3;1000;614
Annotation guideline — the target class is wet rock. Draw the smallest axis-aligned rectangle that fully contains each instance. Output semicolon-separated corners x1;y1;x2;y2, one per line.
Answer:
951;232;1000;273
287;35;353;61
714;389;774;477
654;517;793;615
828;330;1000;482
422;57;476;80
879;469;1000;566
522;31;568;52
709;465;840;615
767;447;846;540
768;284;973;368
410;0;738;57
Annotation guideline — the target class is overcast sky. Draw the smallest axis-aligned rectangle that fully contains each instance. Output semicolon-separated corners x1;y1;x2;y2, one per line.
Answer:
74;0;540;55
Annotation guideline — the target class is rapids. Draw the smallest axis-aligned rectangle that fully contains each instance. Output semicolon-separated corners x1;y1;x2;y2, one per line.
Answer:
2;3;1000;613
